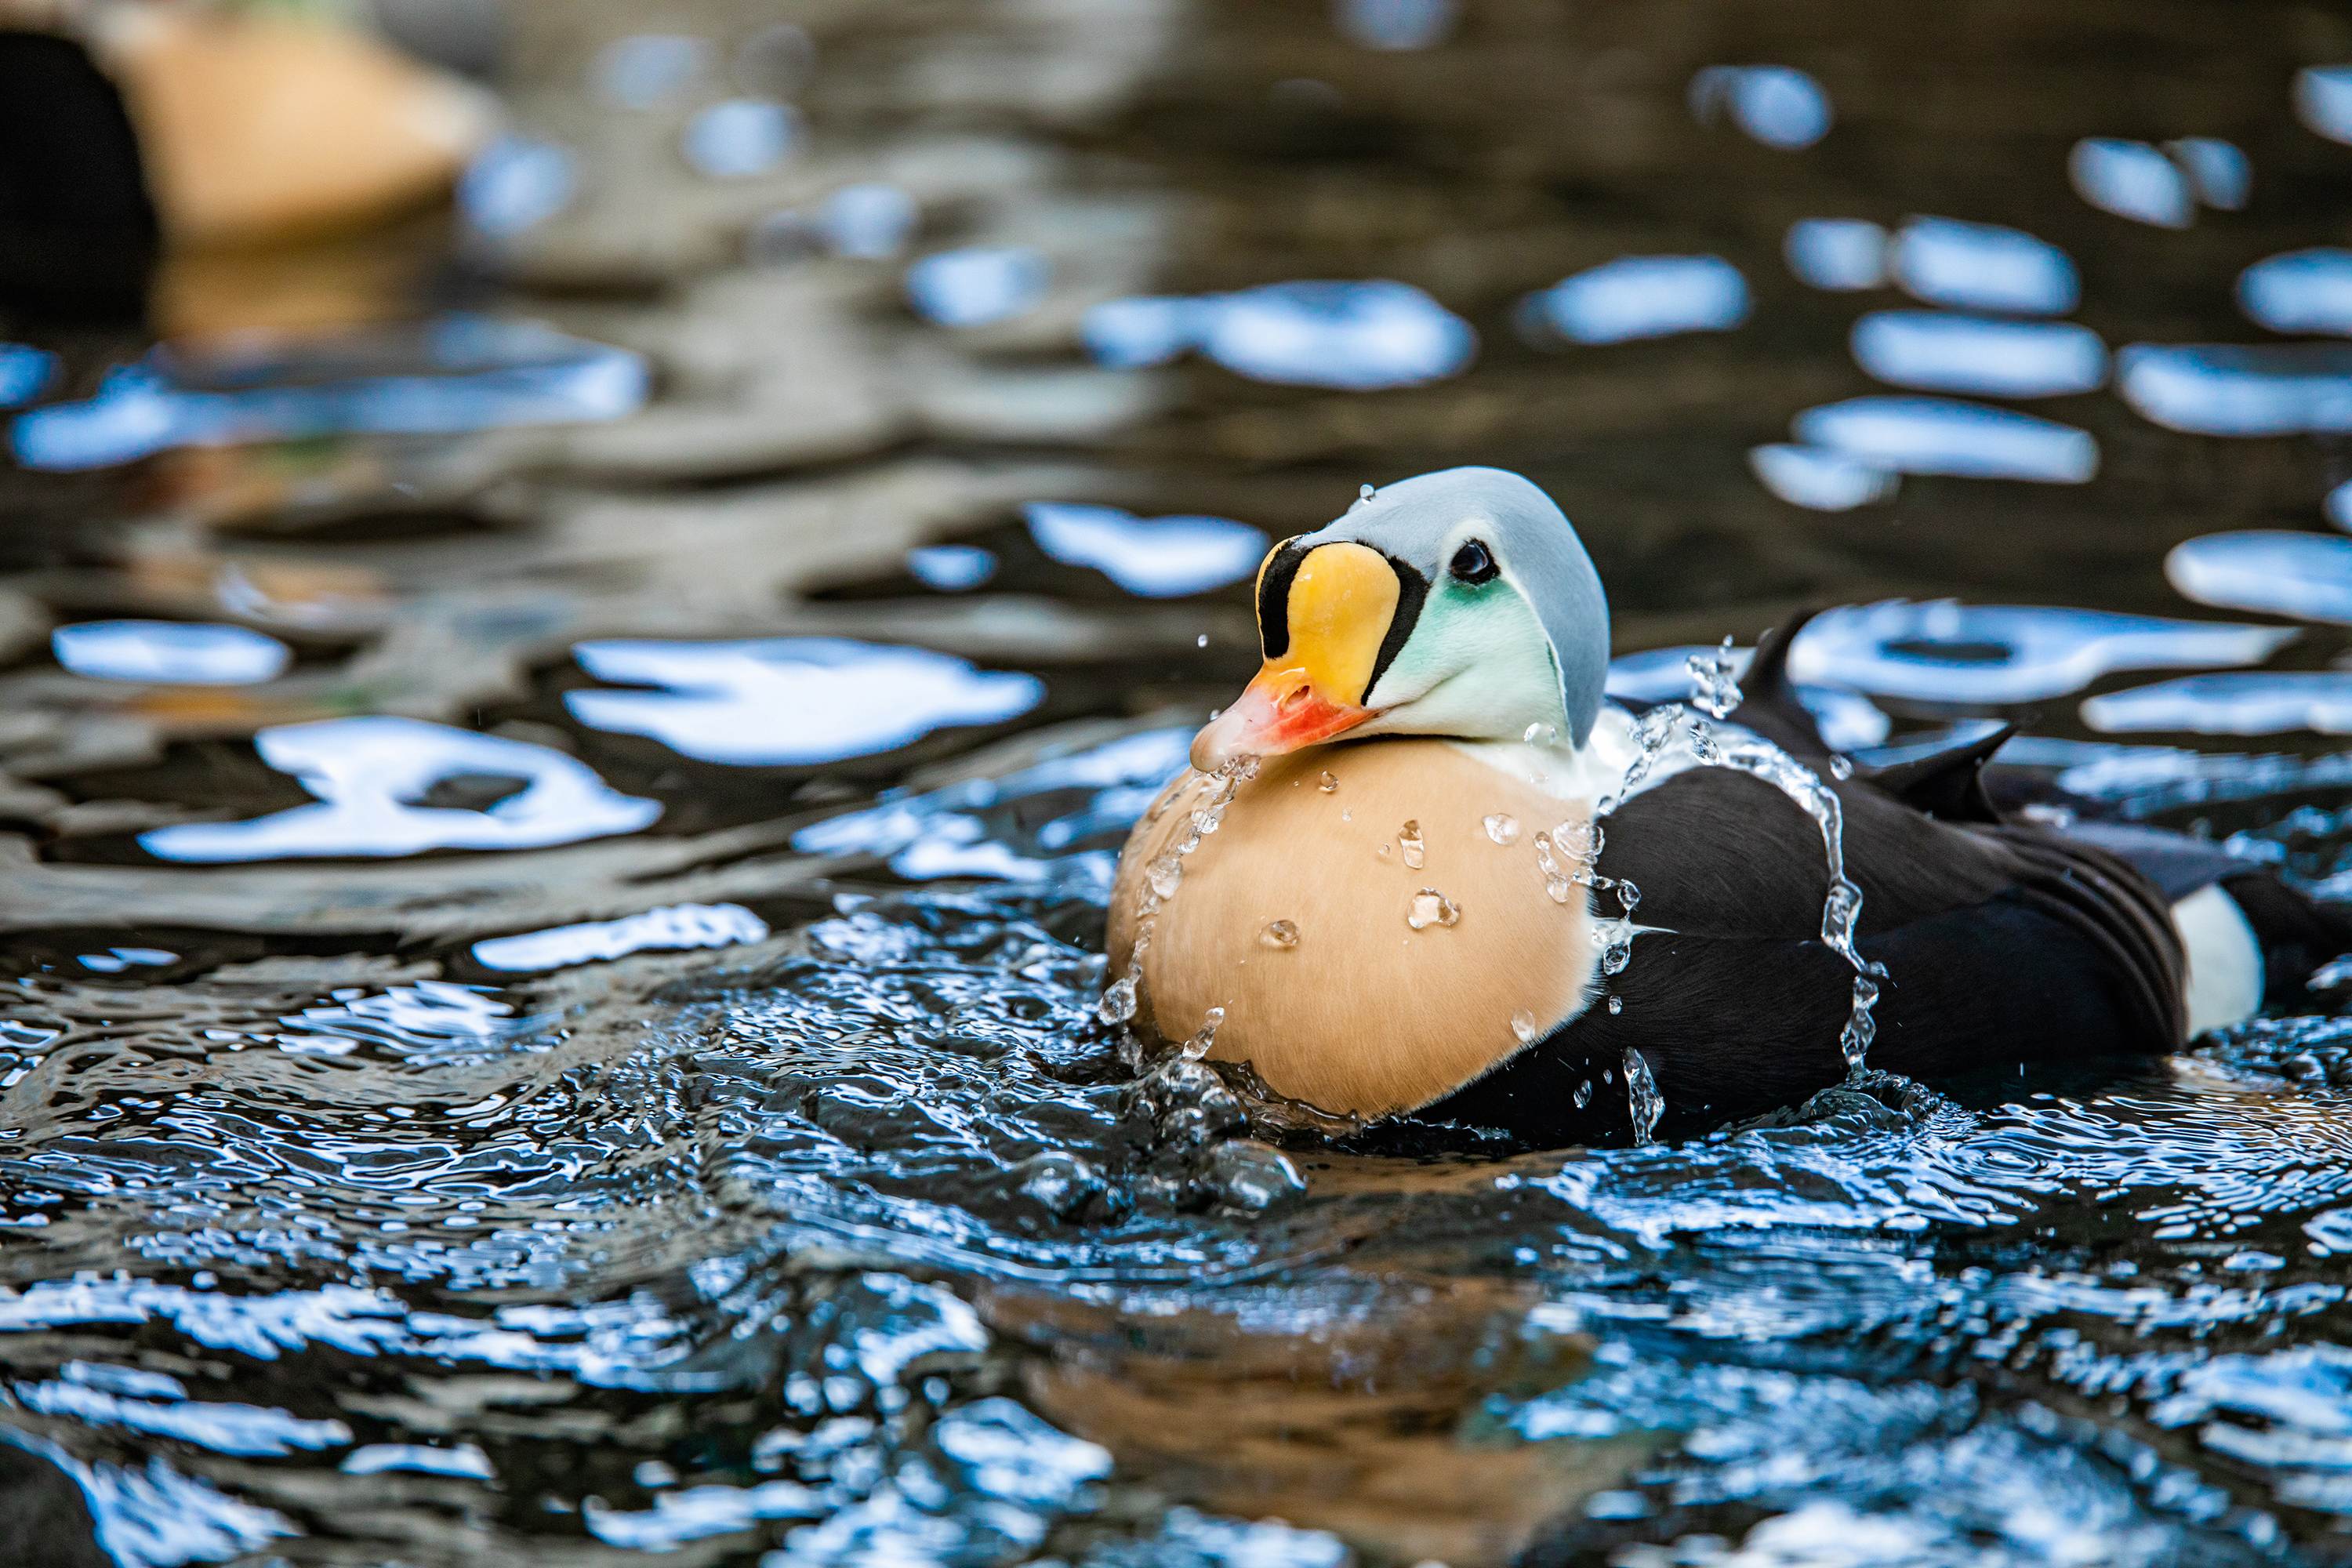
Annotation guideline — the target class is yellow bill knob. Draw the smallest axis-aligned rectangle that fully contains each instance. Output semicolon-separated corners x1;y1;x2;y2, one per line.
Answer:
1286;542;1399;707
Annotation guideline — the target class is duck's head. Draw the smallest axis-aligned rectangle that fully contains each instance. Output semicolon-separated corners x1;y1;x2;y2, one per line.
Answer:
1192;466;1609;771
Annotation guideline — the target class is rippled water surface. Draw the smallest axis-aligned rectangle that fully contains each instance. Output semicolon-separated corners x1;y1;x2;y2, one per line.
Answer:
16;2;2352;1563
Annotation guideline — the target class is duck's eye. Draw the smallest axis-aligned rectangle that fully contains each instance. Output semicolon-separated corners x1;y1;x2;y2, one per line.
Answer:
1449;539;1497;584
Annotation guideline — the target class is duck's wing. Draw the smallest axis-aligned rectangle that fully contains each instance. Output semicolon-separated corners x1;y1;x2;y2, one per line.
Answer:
1717;608;1831;760
1733;613;2013;825
1419;758;2187;1144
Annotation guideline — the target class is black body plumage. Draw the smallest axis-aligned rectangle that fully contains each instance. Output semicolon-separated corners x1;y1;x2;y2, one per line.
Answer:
1419;617;2352;1145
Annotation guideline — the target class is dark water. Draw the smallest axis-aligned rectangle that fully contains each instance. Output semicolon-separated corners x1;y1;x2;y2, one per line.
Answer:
13;2;2352;1563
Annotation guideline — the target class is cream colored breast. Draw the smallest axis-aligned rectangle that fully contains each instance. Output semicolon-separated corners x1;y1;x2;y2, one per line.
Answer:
1107;741;1599;1119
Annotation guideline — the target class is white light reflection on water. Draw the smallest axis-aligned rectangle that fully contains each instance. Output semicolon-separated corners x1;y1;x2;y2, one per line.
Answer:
2084;673;2352;736
0;342;57;407
591;34;710;107
1689;65;1833;149
13;318;648;471
473;902;769;973
78;947;175;975
1784;219;1887;291
1526;256;1750;344
907;543;999;590
14;1377;350;1457
2117;343;2352;435
1791;601;2295;704
1792;397;2097;482
586;1479;822;1549
138;718;662;863
1082;281;1475;388
1023;503;1267;597
51;620;291;685
2297;67;2352;145
682;99;799;178
278;981;534;1061
568;638;1044;766
2169;137;2252;209
1200;281;1472;387
2069;138;2192;228
1334;0;1456;50
70;1444;294;1568
458;135;578;238
820;183;920;259
0;1278;712;1388
341;1443;495;1479
1888;217;2080;316
1606;648;1890;750
1849;311;2107;397
1748;444;1898;510
2239;249;2352;336
794;726;1190;883
2169;530;2352;624
905;248;1051;328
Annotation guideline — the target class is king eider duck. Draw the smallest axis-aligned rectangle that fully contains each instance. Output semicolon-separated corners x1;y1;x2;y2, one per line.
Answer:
1109;466;2352;1143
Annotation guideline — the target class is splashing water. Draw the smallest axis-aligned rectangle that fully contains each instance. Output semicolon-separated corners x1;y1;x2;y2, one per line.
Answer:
1541;813;1643;983
1532;830;1575;904
1687;637;1744;720
1624;1046;1664;1143
1145;854;1185;900
1105;757;1259;1036
1706;725;1886;1074
1181;1006;1227;1060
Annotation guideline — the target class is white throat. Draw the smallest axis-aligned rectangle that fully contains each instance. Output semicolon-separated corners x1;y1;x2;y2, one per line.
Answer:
1444;702;1702;805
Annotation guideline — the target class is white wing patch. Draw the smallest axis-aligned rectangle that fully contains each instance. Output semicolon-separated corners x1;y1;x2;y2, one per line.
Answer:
2174;882;2263;1036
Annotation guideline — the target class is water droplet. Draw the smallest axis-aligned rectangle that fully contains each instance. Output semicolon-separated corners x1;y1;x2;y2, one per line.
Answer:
1146;854;1184;900
1532;831;1574;904
1097;975;1138;1025
1624;1045;1664;1143
1523;721;1559;746
1399;819;1425;869
1573;1079;1593;1109
1406;888;1460;931
1376;841;1392;860
1341;808;1352;822
1554;818;1601;865
1260;919;1300;949
1511;1009;1539;1043
1483;812;1520;845
1317;770;1338;793
1607;995;1624;1015
1181;1005;1225;1060
1602;1066;1613;1084
1829;753;1854;780
1196;633;1209;648
1688;636;1744;720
